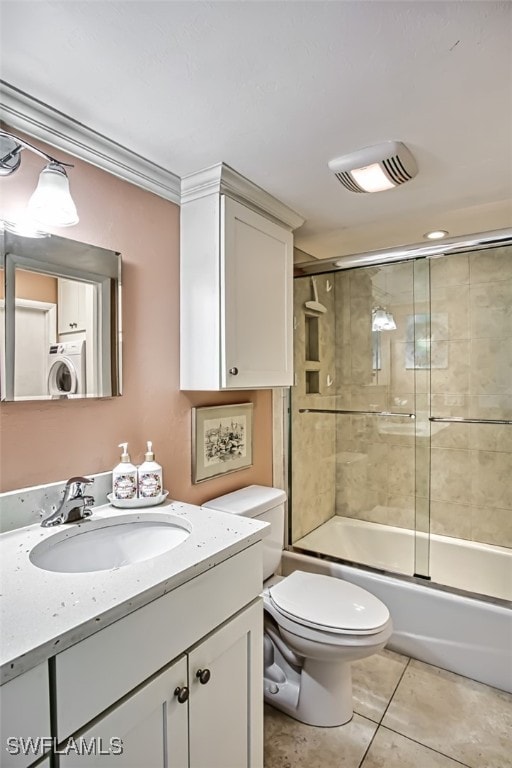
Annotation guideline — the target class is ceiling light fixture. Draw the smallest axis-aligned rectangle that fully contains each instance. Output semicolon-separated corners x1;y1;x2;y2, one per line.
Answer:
328;141;418;194
424;230;449;240
0;130;79;227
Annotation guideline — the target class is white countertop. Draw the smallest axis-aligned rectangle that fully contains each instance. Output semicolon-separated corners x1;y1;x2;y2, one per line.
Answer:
0;500;268;685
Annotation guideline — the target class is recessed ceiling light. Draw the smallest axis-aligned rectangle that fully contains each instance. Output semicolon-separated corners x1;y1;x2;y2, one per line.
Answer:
424;230;449;240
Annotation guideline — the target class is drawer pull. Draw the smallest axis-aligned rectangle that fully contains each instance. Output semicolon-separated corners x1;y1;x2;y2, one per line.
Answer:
174;686;189;703
196;668;211;685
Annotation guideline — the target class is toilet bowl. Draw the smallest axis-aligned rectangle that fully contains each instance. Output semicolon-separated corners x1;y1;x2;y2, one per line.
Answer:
203;485;393;727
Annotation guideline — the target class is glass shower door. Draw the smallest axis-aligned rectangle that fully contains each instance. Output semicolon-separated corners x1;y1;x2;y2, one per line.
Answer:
291;260;432;580
427;245;512;599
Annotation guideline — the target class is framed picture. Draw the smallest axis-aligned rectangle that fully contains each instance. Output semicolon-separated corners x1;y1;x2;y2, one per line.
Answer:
192;403;253;483
405;313;448;369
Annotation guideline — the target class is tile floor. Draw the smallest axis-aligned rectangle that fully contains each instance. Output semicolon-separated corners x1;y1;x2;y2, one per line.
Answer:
264;649;512;768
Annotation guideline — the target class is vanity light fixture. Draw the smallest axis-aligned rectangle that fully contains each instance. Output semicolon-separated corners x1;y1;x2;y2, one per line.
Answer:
424;229;449;240
328;141;418;194
0;130;79;228
372;307;397;331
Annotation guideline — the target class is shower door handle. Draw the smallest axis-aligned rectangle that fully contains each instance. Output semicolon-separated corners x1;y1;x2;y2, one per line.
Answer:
429;417;512;425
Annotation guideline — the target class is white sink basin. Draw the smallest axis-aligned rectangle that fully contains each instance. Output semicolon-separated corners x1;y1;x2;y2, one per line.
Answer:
29;513;192;573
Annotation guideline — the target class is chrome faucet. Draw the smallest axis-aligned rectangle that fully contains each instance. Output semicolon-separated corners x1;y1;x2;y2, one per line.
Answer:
41;477;95;527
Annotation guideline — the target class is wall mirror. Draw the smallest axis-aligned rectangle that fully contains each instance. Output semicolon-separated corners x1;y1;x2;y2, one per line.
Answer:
0;230;121;401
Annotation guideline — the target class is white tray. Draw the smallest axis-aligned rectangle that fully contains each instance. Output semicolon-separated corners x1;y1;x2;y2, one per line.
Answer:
107;491;169;509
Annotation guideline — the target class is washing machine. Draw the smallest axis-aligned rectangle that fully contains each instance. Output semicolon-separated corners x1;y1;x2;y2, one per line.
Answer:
47;340;86;397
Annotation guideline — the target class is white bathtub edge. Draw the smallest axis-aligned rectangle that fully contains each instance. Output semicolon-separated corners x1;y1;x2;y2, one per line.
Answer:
282;551;512;694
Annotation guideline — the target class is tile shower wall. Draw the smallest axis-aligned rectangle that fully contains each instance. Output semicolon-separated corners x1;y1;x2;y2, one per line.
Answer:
333;262;419;532
291;276;336;541
429;246;512;548
292;245;512;555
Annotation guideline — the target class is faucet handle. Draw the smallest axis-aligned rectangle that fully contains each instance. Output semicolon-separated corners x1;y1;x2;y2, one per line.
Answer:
65;476;94;497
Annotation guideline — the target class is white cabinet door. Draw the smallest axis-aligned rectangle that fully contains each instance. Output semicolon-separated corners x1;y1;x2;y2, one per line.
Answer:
59;657;188;768
189;600;263;768
57;279;93;335
221;196;293;389
0;663;51;768
180;190;294;391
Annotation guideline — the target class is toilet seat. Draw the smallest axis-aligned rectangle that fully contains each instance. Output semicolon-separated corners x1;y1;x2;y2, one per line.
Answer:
267;571;390;636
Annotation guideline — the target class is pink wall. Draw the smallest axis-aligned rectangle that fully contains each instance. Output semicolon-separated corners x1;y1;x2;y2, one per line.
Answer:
0;129;274;501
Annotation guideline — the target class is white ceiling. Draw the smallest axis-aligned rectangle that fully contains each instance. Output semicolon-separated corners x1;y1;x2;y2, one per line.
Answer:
1;0;511;258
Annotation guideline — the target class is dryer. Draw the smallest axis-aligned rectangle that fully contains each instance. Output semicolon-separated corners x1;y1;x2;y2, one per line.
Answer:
47;340;86;397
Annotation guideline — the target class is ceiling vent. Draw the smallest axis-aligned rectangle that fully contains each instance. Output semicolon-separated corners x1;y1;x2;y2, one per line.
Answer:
328;141;418;193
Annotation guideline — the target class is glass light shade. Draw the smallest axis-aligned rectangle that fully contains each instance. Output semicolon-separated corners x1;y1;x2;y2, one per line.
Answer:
350;163;395;193
372;308;397;331
27;163;79;227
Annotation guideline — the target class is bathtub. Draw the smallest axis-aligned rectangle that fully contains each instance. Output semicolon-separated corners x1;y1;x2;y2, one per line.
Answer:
293;516;511;602
284;532;512;693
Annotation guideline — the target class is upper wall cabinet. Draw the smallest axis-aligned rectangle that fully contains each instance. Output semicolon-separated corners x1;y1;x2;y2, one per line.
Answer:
180;164;304;390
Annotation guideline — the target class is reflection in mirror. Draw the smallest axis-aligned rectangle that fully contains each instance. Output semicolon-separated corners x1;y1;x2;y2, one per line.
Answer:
0;231;121;401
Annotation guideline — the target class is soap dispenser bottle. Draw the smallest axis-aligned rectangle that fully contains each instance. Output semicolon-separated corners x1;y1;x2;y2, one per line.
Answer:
113;442;138;500
138;441;163;498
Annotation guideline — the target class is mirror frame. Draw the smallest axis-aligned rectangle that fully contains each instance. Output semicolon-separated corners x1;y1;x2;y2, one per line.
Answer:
0;230;122;401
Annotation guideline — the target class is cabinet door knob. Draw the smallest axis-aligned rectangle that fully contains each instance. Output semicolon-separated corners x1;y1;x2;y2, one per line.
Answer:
229;367;239;376
174;686;189;703
196;668;211;685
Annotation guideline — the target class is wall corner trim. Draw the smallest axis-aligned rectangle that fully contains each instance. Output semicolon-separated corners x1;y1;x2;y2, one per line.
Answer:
0;80;181;204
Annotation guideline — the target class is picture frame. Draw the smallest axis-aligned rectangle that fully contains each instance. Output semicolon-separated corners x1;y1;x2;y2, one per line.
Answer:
405;313;448;369
192;403;254;483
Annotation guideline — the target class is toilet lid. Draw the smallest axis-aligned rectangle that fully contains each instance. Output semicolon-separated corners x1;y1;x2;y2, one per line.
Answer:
268;571;390;634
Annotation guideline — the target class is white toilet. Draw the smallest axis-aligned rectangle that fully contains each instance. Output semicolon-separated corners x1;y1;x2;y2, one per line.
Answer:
204;485;393;727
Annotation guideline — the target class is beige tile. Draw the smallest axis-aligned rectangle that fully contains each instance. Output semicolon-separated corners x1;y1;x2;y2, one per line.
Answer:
469;423;512;453
469;245;512;284
470;338;512;397
390;342;415;393
386;445;415;497
431;393;469;419
470;279;512;339
264;705;377;768
362;726;470;768
430;448;472;505
430;253;469;289
382;660;512;768
430;500;472;540
430;340;470;396
471;505;512;548
471;450;512;510
468;394;512;421
352;650;409;723
430;422;469;450
430;284;470;341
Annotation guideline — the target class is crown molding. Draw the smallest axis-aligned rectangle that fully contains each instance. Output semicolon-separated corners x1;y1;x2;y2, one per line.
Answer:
0;83;305;228
180;162;305;231
0;81;181;204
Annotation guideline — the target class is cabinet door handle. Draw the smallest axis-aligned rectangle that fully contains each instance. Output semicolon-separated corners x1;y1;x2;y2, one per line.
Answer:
196;668;211;685
228;367;239;376
174;686;189;703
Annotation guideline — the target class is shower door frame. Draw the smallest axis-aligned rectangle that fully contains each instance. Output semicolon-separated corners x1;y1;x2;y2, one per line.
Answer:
282;227;512;594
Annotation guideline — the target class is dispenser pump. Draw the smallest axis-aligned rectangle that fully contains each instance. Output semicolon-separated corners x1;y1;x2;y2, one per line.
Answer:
113;442;138;500
138;440;163;499
118;442;131;463
144;441;155;462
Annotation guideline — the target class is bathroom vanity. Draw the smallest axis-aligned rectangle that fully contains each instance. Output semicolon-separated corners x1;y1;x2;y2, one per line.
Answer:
0;501;268;768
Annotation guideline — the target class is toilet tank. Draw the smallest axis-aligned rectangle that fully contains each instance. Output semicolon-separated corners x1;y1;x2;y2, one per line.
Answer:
203;485;286;580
